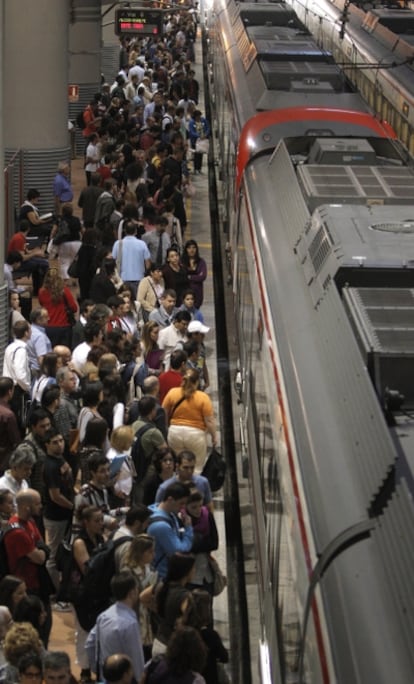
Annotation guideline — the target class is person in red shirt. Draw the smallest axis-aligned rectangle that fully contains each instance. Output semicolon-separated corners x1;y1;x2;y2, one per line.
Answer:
158;349;187;403
4;488;53;646
106;295;124;334
7;221;49;296
82;100;101;139
38;268;78;349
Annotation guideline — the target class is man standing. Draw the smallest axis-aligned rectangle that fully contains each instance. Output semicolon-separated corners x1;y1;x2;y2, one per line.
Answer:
141;216;171;266
74;452;123;535
4;489;53;646
157;310;191;370
3;320;31;431
71;322;104;375
0;448;34;503
42;428;74;597
158;349;187;404
0;377;21;472
26;308;52;378
43;652;73;684
102;655;134;684
113;504;151;571
155;449;213;512
78;173;103;228
147;481;193;579
131;396;167;491
7;219;49;295
112;222;151;298
86;571;145;682
149;288;178;328
53;162;74;216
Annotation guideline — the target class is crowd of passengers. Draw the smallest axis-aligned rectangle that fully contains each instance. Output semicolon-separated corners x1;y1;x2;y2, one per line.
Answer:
0;6;227;684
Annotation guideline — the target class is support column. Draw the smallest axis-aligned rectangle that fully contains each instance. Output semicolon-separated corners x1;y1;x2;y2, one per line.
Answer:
102;4;122;88
0;0;8;366
68;0;102;156
4;0;70;216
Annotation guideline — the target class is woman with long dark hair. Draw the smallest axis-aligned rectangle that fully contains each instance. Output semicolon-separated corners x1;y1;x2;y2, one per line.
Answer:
149;553;196;657
181;240;207;309
162;247;189;306
38;268;78;348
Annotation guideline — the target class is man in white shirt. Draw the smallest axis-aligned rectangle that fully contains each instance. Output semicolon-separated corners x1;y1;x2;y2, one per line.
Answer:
0;447;35;504
3;320;31;431
71;321;103;375
158;310;191;370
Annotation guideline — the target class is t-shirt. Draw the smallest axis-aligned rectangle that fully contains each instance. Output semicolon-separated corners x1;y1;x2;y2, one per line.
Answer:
8;232;26;255
4;515;42;591
158;370;182;404
162;389;213;432
43;456;73;521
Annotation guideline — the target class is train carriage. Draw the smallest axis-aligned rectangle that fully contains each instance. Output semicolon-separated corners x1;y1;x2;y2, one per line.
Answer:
208;0;414;681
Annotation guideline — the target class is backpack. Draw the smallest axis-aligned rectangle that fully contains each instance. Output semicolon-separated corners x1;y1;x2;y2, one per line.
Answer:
130;423;154;482
76;110;86;130
74;535;131;631
135;361;149;390
0;523;24;580
201;448;227;492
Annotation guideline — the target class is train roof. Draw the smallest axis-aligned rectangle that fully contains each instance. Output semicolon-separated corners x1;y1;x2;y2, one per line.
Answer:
236;108;397;190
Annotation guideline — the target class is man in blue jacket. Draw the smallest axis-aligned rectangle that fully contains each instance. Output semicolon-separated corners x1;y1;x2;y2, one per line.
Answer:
147;481;193;579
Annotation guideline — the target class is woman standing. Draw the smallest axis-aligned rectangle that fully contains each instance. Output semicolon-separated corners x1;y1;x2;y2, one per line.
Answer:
162;247;189;306
38;268;78;348
141;447;176;506
53;203;82;281
162;369;217;473
182;240;207;309
122;534;157;662
76;229;99;301
149;553;196;657
182;590;228;684
0;577;27;616
137;265;165;322
188;110;210;174
141;321;165;376
72;506;105;684
31;352;60;403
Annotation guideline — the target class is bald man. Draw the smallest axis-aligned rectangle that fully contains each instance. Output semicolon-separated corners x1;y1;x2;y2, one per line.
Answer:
102;655;134;684
4;488;52;646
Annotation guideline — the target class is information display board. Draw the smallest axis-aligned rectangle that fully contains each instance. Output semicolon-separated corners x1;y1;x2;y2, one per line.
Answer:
115;8;164;36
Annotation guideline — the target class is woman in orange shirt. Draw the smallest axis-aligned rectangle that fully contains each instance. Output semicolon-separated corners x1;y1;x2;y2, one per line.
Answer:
162;369;217;473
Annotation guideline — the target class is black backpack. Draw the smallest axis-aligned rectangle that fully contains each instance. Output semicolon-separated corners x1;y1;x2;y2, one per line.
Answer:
130;423;154;482
74;535;131;631
76;110;86;130
0;523;24;580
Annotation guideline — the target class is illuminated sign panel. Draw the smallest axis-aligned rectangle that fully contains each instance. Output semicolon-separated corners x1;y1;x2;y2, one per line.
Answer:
115;9;164;36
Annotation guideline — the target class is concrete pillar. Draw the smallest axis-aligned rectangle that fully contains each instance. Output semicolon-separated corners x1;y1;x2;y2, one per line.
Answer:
0;0;8;366
68;0;102;156
4;0;70;216
102;5;122;87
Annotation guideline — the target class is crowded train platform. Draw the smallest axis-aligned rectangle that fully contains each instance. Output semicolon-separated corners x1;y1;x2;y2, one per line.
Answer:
1;7;232;684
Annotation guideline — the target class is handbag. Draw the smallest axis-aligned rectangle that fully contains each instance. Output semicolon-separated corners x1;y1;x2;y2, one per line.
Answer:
201;447;226;492
68;254;79;278
195;138;210;154
209;555;227;596
63;291;76;326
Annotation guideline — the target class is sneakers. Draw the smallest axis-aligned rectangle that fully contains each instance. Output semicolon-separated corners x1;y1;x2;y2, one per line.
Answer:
52;601;72;612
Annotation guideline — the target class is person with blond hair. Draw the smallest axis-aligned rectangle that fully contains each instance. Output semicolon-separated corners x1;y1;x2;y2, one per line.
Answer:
1;622;43;684
162;369;217;472
121;533;157;661
107;426;136;500
38;269;78;348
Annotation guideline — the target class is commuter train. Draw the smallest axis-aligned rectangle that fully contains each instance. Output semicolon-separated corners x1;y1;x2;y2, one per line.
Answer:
207;0;414;682
286;0;414;152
